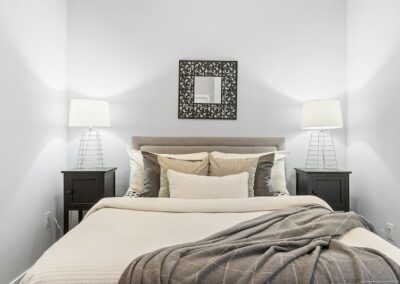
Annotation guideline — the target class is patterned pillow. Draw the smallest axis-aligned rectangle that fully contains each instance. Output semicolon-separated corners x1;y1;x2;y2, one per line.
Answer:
124;188;140;198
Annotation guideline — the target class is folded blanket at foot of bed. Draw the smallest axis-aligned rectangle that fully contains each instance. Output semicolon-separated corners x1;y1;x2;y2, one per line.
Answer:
119;204;400;284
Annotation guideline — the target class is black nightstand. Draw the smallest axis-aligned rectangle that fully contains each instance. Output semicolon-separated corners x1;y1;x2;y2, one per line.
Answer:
295;168;351;212
62;167;116;233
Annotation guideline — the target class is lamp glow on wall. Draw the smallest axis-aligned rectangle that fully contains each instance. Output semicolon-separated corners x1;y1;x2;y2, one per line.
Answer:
302;99;343;169
69;99;111;169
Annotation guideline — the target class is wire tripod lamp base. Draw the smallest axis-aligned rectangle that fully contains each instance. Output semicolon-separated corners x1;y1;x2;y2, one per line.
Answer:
305;130;338;170
76;127;105;169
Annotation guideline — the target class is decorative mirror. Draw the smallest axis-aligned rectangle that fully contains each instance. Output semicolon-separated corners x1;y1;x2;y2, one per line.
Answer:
178;60;238;120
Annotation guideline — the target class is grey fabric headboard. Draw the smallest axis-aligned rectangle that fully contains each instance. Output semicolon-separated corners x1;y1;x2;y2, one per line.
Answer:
131;137;285;154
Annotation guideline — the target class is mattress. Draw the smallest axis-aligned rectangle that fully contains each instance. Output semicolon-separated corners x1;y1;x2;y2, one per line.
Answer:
21;196;400;284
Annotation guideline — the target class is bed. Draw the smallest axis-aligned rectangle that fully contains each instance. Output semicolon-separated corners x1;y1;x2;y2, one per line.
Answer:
22;137;400;284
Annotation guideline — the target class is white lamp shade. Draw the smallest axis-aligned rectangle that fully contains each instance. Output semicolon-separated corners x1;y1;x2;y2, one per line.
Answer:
302;99;343;129
69;100;111;127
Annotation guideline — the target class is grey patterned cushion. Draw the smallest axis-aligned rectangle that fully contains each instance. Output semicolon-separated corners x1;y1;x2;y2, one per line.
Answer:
124;189;140;198
141;152;162;197
253;153;275;196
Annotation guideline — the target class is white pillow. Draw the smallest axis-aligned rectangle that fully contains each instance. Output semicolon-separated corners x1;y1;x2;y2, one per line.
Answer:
167;170;249;199
210;151;289;195
127;149;209;193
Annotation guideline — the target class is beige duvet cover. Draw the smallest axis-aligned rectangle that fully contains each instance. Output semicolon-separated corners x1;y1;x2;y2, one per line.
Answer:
22;196;400;284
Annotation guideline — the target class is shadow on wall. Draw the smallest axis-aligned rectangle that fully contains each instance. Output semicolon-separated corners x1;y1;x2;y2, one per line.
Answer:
348;50;400;175
347;45;400;244
0;4;67;279
0;46;67;284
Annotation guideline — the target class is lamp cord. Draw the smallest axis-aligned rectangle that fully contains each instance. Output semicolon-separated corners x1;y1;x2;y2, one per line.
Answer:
52;216;63;235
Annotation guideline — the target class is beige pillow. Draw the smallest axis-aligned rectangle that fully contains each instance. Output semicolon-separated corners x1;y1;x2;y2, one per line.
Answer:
127;149;144;193
127;148;208;193
210;151;289;195
209;155;258;197
168;170;249;199
158;156;209;197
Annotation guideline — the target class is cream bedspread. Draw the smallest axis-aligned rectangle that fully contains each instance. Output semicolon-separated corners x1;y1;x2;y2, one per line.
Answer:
22;196;400;284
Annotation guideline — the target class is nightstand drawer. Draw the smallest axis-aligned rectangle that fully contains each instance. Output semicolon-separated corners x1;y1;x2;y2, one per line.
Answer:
311;175;347;211
65;173;104;206
295;168;351;212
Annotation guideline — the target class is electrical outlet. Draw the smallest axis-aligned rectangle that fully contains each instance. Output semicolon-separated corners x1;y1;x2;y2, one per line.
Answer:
44;212;51;229
386;222;395;242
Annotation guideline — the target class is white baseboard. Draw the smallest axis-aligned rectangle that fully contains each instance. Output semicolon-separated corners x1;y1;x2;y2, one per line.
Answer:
9;270;27;284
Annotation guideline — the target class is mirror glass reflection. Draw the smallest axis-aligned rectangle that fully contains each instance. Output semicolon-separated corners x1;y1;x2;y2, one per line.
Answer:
194;76;222;104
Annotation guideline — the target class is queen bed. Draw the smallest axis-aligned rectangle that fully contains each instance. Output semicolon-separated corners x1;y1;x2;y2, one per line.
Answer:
22;137;400;284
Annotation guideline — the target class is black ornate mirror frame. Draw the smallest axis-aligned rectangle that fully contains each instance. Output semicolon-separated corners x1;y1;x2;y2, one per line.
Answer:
178;60;238;120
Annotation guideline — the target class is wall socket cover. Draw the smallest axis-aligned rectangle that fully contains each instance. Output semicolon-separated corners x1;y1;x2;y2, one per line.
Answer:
44;212;51;229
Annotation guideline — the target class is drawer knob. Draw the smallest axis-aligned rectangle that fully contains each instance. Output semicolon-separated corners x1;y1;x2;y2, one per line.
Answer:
67;190;73;195
312;190;318;195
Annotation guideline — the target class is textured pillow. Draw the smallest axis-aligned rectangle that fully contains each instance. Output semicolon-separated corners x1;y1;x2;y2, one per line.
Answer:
253;153;275;196
211;151;289;195
168;170;249;199
271;158;288;195
141;152;161;197
127;149;144;193
158;155;209;197
209;155;258;197
127;148;208;194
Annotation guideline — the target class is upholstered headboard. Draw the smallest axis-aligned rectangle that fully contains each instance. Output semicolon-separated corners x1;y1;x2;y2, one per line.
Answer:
131;137;285;154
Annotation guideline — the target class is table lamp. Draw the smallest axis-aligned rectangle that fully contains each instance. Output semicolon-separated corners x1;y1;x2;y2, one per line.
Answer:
69;99;110;169
302;99;343;169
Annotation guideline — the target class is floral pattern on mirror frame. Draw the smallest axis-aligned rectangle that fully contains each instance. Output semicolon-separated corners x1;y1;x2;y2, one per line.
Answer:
178;60;238;120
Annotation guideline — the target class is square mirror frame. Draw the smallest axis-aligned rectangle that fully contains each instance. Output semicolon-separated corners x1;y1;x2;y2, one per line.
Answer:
178;60;238;120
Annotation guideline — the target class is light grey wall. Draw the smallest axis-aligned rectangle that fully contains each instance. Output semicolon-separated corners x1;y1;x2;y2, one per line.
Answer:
347;0;400;245
67;0;348;196
0;1;67;283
